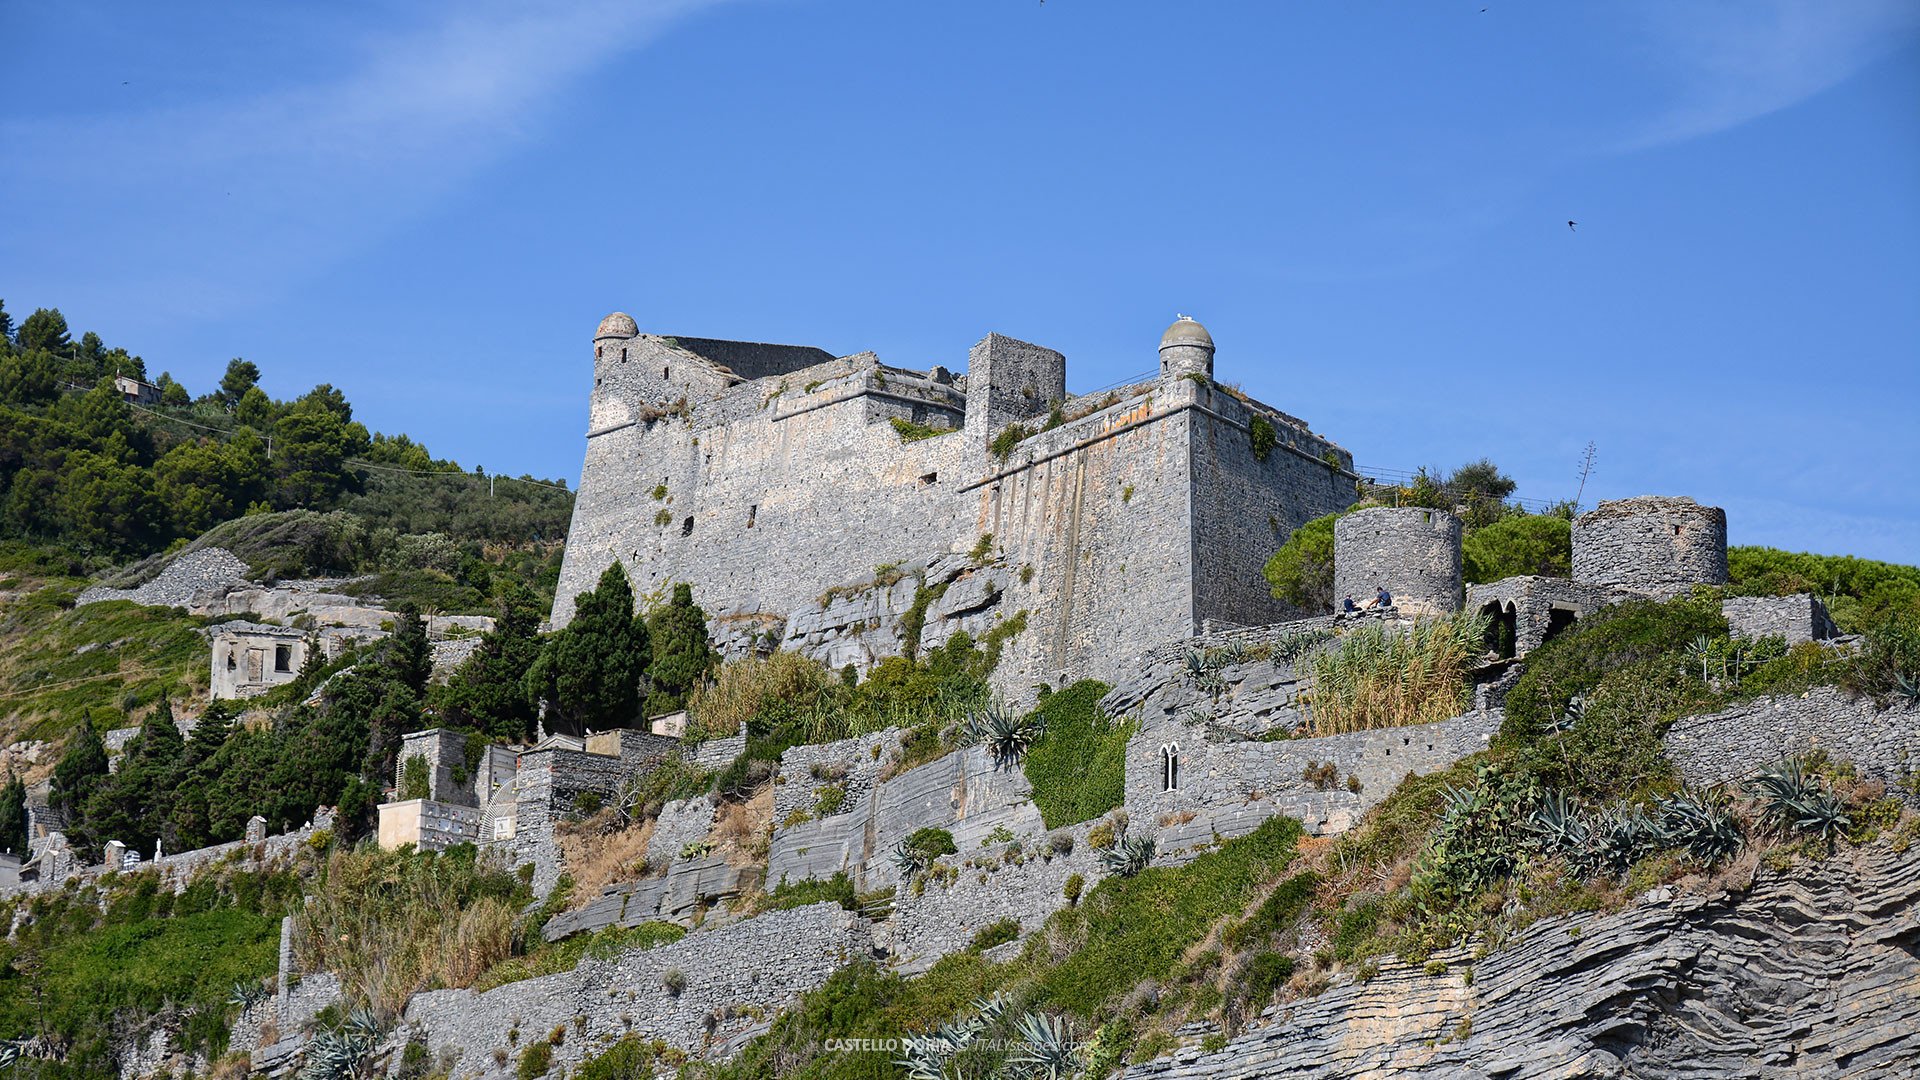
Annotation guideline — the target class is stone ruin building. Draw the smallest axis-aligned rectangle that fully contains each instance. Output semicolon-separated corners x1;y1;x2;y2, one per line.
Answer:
553;313;1357;691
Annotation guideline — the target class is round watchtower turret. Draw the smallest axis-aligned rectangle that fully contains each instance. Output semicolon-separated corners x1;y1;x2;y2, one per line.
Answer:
596;312;638;341
1334;507;1464;617
1159;315;1214;380
1572;496;1727;597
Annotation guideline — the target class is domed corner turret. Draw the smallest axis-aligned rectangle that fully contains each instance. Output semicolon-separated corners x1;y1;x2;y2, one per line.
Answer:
596;311;639;341
1159;314;1215;380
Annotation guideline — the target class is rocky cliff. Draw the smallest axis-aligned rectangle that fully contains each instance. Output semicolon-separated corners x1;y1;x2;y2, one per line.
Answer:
1125;843;1920;1079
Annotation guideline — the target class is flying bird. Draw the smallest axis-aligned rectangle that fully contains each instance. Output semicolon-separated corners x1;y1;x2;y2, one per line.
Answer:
1567;220;1577;232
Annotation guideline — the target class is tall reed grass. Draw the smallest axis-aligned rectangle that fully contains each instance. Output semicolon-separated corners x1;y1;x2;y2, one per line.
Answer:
1305;611;1489;735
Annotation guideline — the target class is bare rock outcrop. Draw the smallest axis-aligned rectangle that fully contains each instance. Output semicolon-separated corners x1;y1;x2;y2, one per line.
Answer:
1127;843;1920;1079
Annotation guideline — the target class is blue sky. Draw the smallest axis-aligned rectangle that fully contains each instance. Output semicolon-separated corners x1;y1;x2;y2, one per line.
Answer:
3;1;1916;562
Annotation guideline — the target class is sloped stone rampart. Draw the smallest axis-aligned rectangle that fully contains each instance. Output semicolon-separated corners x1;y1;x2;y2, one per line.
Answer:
76;546;251;608
404;902;871;1074
1664;687;1920;795
888;822;1106;974
1122;844;1920;1079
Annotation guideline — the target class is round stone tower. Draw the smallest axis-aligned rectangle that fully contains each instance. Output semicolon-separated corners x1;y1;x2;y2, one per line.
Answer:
1333;507;1464;617
1159;315;1214;380
1572;496;1728;597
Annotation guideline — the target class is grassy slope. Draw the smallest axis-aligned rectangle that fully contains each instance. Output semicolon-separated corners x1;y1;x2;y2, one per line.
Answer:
0;545;210;747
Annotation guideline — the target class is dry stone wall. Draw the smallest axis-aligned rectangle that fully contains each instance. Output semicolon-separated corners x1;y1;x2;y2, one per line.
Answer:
1572;496;1728;597
1664;688;1920;795
1720;593;1837;644
1333;507;1463;616
403;902;871;1075
888;822;1107;974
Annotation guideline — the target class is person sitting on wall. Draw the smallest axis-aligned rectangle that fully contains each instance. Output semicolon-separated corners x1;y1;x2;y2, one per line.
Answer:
1376;586;1394;609
1341;596;1358;613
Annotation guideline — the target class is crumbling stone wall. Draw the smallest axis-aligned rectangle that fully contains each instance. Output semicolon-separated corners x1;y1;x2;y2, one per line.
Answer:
1465;576;1634;658
888;823;1106;974
1720;593;1836;644
1664;687;1919;795
1572;496;1728;597
1126;710;1502;839
1334;507;1463;617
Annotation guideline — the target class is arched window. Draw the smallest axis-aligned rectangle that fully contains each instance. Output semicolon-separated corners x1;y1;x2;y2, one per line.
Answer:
1161;744;1181;792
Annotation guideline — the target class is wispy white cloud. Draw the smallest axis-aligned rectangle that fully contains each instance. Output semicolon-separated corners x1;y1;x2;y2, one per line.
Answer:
0;0;730;314
1621;0;1920;150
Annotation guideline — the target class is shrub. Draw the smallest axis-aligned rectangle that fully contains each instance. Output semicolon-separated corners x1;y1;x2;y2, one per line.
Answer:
1233;951;1295;1009
1062;873;1085;905
1022;681;1132;828
1222;871;1321;951
906;827;957;862
890;417;953;442
573;1036;668;1080
662;968;687;996
1499;594;1725;799
760;872;858;913
1306;611;1488;735
990;424;1031;459
517;1040;552;1080
814;783;846;816
969;918;1021;951
1462;513;1571;584
1248;415;1278;461
399;754;430;801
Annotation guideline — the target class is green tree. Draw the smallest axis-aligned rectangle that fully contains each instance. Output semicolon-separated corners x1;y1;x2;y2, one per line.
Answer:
1443;458;1517;531
79;700;186;858
1263;509;1350;613
220;358;261;405
17;307;72;356
235;385;276;430
436;582;543;741
0;298;13;347
272;401;369;508
57;449;160;554
0;770;28;856
645;583;716;716
0;348;58;406
1462;513;1572;583
51;716;110;823
155;372;191;407
525;562;650;735
167;703;236;848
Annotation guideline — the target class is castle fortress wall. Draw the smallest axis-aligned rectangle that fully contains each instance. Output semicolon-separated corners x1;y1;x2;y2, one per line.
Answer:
556;314;1356;692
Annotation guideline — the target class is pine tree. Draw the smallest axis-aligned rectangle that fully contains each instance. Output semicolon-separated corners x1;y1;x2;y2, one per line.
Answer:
645;582;716;716
0;770;28;856
525;561;650;735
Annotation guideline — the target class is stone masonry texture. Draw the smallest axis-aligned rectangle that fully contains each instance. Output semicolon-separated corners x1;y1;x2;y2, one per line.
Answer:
1572;495;1728;597
1333;507;1464;617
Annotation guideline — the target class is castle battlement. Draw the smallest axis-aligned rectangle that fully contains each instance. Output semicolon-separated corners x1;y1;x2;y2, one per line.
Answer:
555;313;1357;691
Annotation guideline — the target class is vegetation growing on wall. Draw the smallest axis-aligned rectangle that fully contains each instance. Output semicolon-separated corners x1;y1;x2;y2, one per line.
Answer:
1248;415;1278;462
1022;681;1133;828
888;417;953;443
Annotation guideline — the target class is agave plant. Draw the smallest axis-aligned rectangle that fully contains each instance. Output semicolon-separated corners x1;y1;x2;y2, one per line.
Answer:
1894;671;1920;706
1009;1010;1081;1080
1751;756;1853;849
969;703;1045;770
227;979;272;1010
1588;806;1665;876
896;996;1006;1080
1527;789;1590;859
1099;833;1157;878
892;836;927;879
301;1007;383;1080
1657;790;1745;865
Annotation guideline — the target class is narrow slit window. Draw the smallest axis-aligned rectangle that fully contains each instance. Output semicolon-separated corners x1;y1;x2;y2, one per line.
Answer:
680;516;694;537
746;504;758;528
274;644;292;673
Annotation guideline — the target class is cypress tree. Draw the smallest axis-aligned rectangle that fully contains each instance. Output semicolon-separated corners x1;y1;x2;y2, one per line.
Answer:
645;582;716;716
0;770;27;856
51;717;110;824
525;561;650;735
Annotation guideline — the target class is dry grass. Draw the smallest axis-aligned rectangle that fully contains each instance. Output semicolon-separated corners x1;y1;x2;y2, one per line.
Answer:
557;811;658;909
292;847;522;1020
715;786;773;866
687;651;835;737
1305;612;1488;735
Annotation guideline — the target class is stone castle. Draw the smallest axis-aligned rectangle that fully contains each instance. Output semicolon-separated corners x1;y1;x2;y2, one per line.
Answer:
553;313;1355;689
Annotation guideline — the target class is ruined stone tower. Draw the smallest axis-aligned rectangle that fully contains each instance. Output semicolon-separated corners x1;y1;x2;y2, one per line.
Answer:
1333;507;1464;617
1572;496;1728;598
